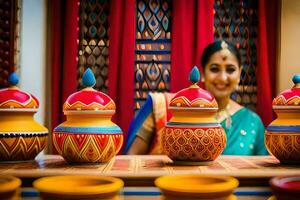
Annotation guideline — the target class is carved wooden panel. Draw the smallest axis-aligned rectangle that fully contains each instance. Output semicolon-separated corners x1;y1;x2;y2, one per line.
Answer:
0;0;20;88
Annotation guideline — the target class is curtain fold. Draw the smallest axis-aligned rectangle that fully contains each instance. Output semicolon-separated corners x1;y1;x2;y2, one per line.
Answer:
108;0;136;144
265;0;279;98
257;0;277;126
50;0;79;152
171;0;214;92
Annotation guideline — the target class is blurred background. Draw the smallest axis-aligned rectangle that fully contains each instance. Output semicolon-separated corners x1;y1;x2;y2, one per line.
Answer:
0;0;299;152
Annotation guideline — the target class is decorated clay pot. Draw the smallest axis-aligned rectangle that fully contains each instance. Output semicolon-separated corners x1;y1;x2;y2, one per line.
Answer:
161;67;226;165
0;73;48;161
53;68;123;163
266;74;300;164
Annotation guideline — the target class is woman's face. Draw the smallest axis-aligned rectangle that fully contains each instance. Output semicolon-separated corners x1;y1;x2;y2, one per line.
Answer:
204;51;241;100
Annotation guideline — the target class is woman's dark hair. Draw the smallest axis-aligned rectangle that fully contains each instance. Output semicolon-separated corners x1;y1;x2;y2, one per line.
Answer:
201;40;241;69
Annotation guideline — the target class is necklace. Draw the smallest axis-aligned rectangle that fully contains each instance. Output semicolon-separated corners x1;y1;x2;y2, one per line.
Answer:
215;104;232;129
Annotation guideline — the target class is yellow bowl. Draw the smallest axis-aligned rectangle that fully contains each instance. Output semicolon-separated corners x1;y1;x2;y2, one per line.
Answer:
0;176;21;200
33;175;124;199
155;174;239;199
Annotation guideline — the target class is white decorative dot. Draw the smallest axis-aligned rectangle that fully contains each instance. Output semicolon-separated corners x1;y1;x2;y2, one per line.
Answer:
249;144;254;149
76;107;81;110
94;107;99;110
176;103;181;106
251;130;256;134
240;142;244;148
200;104;204;107
295;102;299;105
240;130;246;136
10;105;14;109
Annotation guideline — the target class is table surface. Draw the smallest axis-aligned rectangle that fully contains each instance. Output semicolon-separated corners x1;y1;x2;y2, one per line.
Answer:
1;155;300;186
2;155;296;199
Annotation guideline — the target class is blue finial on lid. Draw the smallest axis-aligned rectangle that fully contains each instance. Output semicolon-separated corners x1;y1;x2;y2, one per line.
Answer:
8;72;19;86
292;74;300;85
189;66;200;84
82;68;96;87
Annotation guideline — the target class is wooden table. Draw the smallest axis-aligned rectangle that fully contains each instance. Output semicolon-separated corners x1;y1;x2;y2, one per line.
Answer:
1;154;300;187
3;155;300;199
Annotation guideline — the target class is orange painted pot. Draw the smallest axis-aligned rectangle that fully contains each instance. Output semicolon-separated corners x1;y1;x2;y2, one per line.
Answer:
266;74;300;164
0;73;48;161
162;67;226;165
53;69;123;163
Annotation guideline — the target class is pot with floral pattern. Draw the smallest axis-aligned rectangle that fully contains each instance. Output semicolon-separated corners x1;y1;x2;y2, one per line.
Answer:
0;73;48;161
266;74;300;164
53;68;123;163
161;67;227;165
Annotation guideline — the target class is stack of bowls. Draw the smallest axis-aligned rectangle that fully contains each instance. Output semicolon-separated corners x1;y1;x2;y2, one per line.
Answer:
155;174;239;200
34;175;124;200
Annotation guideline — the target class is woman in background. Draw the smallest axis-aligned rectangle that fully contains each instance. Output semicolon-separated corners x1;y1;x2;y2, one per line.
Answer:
125;40;268;156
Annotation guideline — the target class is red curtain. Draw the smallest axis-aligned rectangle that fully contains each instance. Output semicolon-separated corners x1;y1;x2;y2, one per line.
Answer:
108;0;136;142
50;0;79;151
265;0;279;98
171;0;214;92
257;0;278;126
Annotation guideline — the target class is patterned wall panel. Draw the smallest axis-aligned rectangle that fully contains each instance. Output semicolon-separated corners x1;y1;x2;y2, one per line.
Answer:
0;0;20;88
77;0;109;93
214;0;258;111
135;0;172;111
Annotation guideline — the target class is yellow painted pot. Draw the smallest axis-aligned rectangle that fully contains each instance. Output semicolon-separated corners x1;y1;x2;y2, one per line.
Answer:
155;174;238;200
0;73;48;161
266;74;300;164
0;176;21;200
33;175;124;200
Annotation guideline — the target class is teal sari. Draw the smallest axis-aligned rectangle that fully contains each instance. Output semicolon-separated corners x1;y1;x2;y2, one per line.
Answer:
221;108;268;155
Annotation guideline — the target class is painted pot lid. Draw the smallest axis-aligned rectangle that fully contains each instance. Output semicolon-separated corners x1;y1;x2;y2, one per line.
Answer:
63;68;116;113
272;74;300;109
169;66;218;110
0;72;39;112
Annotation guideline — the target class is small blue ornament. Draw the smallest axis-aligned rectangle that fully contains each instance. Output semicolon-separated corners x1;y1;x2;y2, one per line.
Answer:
82;68;96;87
8;72;19;86
292;74;300;84
189;66;200;84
